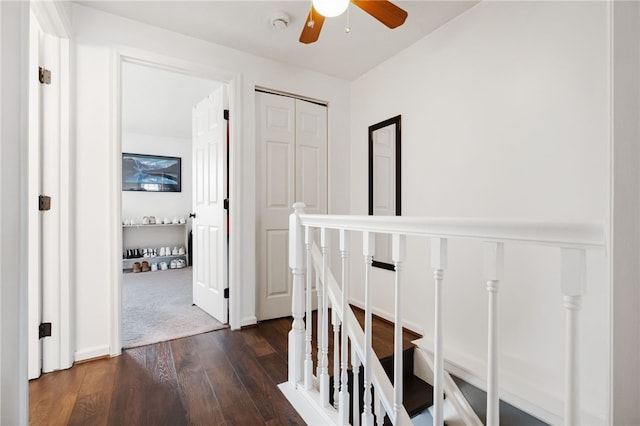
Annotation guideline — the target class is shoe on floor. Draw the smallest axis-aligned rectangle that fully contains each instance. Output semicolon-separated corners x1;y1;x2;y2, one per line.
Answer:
141;261;150;272
133;262;141;273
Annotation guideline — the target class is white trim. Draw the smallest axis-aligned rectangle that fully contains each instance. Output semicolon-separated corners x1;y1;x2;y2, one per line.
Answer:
609;1;640;424
27;0;73;378
109;47;244;353
299;214;605;249
74;345;111;362
27;8;42;380
278;382;341;426
29;1;71;38
240;316;258;329
30;1;70;39
58;35;73;370
109;48;122;356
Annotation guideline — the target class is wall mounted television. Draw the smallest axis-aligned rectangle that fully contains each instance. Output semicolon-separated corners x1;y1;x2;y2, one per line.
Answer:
122;153;181;192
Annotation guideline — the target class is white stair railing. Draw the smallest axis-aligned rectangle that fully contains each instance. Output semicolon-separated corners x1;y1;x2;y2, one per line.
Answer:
285;202;604;425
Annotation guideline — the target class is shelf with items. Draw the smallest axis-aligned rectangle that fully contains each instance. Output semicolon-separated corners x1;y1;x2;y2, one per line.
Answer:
122;222;189;272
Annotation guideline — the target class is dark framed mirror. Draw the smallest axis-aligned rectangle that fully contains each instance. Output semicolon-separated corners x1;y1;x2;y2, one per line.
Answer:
368;115;401;270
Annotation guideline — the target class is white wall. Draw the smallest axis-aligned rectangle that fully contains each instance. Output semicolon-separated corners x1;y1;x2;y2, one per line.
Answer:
121;133;192;225
72;4;350;359
0;2;29;423
349;1;609;424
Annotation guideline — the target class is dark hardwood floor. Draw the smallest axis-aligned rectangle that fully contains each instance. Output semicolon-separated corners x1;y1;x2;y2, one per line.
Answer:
29;309;420;426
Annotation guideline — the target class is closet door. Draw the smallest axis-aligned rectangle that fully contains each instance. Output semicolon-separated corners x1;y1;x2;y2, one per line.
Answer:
256;92;327;320
295;99;327;215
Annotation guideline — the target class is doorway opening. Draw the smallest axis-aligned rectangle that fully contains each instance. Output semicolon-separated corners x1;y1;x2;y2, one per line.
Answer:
114;55;239;352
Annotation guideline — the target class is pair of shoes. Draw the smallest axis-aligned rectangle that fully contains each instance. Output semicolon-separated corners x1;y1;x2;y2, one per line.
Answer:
133;262;141;273
151;262;158;272
169;258;186;269
141;261;150;272
124;248;142;259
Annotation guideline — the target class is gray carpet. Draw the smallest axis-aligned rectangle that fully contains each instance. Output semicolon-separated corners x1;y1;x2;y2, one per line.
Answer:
122;267;227;348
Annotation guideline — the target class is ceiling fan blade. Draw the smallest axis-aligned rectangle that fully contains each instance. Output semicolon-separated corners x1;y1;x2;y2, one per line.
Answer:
350;0;408;29
299;6;326;44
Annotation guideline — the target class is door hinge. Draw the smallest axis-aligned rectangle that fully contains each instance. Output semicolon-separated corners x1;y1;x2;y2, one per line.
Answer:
39;195;51;211
224;109;229;120
39;322;52;339
224;288;229;299
38;67;51;85
223;199;229;210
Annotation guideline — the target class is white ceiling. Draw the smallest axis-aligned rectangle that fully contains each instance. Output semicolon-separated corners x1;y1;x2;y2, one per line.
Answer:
76;0;479;81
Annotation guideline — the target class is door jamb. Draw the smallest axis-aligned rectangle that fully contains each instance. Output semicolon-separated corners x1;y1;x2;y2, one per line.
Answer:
109;47;243;355
27;2;72;378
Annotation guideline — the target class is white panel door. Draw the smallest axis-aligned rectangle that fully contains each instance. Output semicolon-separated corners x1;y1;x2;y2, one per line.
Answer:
192;86;228;323
295;99;327;215
256;92;327;320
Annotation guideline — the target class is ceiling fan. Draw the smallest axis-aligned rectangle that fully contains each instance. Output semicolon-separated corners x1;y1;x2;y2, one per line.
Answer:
300;0;408;44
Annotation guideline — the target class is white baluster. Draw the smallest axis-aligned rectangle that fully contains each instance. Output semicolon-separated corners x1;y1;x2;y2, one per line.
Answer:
304;226;313;390
561;248;585;426
362;232;375;426
484;242;504;426
333;307;340;409
317;241;324;380
392;234;406;420
339;229;351;425
431;238;448;426
288;202;306;384
352;347;361;426
374;388;386;426
320;228;331;407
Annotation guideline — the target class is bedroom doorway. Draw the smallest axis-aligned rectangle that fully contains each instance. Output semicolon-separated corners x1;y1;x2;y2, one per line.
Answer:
119;61;228;348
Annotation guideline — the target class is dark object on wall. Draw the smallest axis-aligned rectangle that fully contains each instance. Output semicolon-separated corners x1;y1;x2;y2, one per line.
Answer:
368;115;401;270
188;230;193;267
122;153;181;192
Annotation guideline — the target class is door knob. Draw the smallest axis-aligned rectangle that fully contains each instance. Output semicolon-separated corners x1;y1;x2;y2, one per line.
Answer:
189;212;196;218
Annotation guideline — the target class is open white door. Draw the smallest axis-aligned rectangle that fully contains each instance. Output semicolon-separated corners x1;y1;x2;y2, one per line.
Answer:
192;86;228;323
27;10;44;380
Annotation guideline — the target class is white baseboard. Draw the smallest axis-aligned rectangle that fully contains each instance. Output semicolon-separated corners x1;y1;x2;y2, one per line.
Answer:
75;345;110;362
240;316;257;329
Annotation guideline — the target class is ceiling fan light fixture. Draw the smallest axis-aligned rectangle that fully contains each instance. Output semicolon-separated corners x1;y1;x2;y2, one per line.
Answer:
312;0;349;18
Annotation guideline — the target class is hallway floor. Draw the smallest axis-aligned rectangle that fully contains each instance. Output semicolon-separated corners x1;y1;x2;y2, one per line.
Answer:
29;318;304;425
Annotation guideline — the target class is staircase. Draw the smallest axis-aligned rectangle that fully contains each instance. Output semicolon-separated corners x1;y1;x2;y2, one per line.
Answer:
280;203;605;425
325;311;434;425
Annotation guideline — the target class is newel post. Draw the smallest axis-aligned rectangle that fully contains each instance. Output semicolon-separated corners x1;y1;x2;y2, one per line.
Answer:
288;202;306;385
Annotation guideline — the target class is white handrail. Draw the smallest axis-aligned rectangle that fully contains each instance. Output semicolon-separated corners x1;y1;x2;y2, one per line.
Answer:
297;214;604;249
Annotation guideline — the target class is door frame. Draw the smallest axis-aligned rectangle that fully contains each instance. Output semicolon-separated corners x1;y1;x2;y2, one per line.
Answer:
109;47;243;355
28;2;72;378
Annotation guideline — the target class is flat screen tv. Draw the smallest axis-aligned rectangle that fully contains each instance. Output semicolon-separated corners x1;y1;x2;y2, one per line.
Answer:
122;153;181;192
